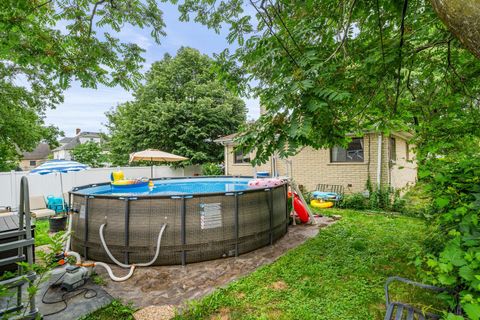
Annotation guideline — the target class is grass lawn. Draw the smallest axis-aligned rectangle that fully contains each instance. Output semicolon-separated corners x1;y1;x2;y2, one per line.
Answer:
34;219;50;246
85;209;444;320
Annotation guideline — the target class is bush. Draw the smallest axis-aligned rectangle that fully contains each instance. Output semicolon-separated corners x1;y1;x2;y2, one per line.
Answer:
338;193;367;210
416;154;480;319
202;163;223;176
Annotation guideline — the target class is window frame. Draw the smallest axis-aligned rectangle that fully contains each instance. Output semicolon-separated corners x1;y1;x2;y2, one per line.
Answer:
29;160;36;166
233;149;251;164
390;137;397;162
330;137;365;163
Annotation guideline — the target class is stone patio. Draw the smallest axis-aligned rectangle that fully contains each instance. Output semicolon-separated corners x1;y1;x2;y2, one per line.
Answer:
93;215;338;318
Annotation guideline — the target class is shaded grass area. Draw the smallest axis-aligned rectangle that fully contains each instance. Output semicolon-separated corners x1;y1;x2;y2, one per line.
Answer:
175;209;443;320
33;219;50;246
85;209;443;320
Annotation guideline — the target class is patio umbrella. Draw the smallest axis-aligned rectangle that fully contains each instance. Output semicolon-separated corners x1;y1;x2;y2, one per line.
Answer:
129;149;188;178
30;160;90;211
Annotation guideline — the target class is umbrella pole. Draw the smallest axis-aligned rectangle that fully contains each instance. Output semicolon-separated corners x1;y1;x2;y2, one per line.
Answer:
150;159;153;179
60;172;65;212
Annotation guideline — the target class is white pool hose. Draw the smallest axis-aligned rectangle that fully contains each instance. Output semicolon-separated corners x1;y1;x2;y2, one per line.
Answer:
99;223;167;268
94;262;136;282
65;251;81;264
65;213;73;252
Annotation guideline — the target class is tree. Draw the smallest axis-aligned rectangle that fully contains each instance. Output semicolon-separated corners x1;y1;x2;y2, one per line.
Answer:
0;0;165;170
70;141;107;168
106;47;246;165
177;0;480;164
174;1;480;317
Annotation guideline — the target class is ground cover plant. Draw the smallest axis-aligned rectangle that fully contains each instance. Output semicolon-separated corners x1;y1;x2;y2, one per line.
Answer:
85;209;446;320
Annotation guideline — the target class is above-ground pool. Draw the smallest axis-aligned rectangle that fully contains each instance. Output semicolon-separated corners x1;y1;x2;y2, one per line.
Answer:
69;177;288;266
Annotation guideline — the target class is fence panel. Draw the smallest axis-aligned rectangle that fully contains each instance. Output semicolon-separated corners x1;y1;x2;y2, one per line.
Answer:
0;165;200;210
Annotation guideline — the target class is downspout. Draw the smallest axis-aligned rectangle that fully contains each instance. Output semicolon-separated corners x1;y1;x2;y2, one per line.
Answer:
376;133;383;189
224;143;229;175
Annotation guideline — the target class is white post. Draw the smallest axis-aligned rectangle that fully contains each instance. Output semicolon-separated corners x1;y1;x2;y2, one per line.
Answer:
377;133;383;189
10;170;16;210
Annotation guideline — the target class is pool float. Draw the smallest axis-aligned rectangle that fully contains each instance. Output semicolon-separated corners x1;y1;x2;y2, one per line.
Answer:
311;191;341;201
248;178;284;189
288;192;309;223
110;171;150;190
310;199;334;209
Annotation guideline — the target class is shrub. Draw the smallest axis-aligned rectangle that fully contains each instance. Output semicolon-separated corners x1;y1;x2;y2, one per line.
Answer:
416;154;480;319
202;163;223;176
338;193;367;210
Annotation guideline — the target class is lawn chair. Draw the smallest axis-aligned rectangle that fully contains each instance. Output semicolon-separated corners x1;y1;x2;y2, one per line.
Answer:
29;196;55;219
384;276;447;320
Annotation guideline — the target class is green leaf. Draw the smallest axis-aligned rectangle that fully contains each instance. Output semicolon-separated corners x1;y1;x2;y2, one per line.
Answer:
463;303;480;320
436;197;450;208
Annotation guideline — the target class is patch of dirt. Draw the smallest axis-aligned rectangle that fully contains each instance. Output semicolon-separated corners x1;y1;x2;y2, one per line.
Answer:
134;305;176;320
270;281;288;291
210;307;231;320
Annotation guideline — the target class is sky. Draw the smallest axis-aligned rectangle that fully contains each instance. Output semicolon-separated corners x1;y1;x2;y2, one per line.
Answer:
45;2;260;137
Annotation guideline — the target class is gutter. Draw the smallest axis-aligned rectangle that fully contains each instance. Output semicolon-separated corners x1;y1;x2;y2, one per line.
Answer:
377;134;382;189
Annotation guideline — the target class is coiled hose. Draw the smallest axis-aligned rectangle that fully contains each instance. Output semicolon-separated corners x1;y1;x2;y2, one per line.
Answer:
99;223;167;268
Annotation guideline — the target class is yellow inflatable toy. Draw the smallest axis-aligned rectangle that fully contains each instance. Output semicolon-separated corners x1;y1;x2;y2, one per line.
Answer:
110;170;150;189
310;199;334;209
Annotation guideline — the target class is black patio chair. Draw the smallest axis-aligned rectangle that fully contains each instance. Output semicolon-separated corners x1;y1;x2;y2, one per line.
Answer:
384;276;447;320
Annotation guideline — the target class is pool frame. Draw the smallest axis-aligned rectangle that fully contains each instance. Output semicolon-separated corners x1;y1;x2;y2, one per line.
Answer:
69;176;289;266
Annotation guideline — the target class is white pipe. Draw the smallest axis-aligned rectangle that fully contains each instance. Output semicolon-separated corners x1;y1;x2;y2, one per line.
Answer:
99;223;167;268
377;133;383;189
65;213;73;252
94;262;136;282
65;251;81;264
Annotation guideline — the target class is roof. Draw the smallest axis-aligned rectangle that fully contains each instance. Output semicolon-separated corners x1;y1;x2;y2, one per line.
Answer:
22;143;51;160
54;132;101;151
213;133;239;144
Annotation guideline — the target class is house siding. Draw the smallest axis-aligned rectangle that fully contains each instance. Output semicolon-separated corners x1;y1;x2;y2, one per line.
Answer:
223;133;416;193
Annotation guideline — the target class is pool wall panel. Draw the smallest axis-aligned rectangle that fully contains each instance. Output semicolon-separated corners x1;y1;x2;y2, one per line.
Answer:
70;181;288;265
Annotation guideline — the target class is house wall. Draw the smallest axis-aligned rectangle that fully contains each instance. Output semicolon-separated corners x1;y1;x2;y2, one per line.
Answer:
389;135;417;191
19;159;47;171
53;150;71;160
223;133;416;193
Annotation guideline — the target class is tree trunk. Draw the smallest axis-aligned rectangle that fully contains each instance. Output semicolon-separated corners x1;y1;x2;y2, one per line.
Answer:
430;0;480;59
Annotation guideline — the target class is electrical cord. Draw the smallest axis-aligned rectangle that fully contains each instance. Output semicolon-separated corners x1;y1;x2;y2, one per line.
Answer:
41;271;98;317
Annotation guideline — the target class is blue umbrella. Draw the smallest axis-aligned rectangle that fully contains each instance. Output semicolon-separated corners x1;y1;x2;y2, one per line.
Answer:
30;160;89;175
30;160;90;211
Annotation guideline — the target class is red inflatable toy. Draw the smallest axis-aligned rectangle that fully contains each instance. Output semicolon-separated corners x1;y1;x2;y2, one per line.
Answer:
288;192;309;223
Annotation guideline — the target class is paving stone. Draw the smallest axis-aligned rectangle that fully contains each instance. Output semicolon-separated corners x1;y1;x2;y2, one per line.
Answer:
97;220;336;310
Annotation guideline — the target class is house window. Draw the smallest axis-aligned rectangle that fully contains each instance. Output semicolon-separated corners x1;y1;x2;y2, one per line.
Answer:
234;149;251;164
29;160;36;166
390;137;396;161
330;138;364;163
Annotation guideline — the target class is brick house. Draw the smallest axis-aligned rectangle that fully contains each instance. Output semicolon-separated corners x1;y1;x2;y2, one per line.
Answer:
215;132;417;193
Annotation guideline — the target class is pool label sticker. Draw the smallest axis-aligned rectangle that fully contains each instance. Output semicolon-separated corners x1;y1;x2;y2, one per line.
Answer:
79;205;86;219
200;203;222;229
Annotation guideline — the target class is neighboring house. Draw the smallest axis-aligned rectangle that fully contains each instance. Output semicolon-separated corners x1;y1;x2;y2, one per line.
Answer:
19;143;51;171
215;132;417;193
53;128;101;160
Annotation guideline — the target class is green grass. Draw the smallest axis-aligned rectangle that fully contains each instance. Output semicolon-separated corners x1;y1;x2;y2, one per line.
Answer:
79;300;136;320
34;219;50;246
84;209;444;320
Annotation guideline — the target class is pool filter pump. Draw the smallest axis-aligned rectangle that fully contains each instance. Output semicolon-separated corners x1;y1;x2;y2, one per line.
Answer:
61;265;91;291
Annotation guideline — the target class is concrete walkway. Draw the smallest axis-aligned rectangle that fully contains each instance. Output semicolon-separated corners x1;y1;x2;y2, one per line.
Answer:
94;216;339;319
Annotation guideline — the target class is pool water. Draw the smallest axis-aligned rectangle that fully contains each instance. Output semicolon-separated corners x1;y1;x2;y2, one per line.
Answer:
74;177;253;196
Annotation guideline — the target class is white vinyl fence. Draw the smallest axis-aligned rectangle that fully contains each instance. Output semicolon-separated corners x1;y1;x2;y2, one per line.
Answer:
0;165;201;210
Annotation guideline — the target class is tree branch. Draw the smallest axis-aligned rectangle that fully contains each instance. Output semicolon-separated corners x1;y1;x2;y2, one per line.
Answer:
87;0;106;38
325;0;357;63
